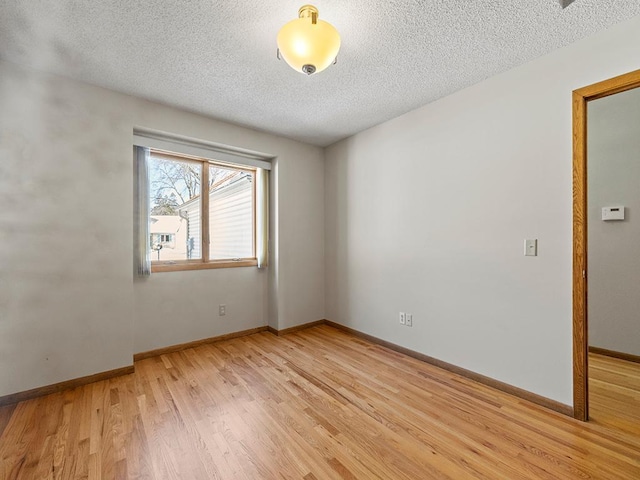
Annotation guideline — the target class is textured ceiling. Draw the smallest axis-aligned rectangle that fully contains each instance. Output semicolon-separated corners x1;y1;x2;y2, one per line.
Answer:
1;1;639;147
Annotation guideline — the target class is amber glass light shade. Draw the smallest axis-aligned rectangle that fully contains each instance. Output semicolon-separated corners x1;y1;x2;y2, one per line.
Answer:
277;5;341;75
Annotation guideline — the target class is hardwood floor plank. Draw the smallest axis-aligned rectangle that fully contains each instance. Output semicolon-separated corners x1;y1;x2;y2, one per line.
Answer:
0;405;16;439
1;326;639;479
589;352;640;443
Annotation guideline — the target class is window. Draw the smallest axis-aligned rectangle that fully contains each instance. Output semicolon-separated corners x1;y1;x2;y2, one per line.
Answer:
148;149;256;271
133;130;270;275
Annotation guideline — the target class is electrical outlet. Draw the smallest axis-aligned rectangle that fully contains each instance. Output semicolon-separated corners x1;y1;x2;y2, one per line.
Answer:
219;304;226;316
399;312;406;325
406;314;413;327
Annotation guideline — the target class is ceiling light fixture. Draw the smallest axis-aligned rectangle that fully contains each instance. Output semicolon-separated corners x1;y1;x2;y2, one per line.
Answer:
277;5;341;75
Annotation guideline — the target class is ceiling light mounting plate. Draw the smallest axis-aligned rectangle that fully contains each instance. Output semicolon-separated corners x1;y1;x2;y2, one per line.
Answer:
559;0;577;8
298;5;318;24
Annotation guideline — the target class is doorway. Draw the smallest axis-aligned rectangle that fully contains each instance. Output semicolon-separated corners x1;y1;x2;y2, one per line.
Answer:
572;68;640;421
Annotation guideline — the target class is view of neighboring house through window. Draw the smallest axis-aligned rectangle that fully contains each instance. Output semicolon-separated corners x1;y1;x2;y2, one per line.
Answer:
148;149;255;264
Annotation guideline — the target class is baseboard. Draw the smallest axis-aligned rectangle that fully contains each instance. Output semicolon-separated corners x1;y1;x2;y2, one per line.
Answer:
589;346;640;364
0;365;135;407
2;326;271;406
325;320;574;418
134;326;269;361
267;320;327;336
135;322;324;360
1;320;574;417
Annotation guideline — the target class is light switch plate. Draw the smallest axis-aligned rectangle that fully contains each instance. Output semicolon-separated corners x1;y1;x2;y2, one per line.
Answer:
524;239;538;257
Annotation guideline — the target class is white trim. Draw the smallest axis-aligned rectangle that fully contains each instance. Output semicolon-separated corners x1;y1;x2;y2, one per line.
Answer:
134;146;151;276
256;169;269;268
133;128;273;171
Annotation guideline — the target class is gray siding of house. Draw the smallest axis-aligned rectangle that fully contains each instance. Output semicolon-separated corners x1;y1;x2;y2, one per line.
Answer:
210;177;253;259
178;176;252;260
180;201;201;259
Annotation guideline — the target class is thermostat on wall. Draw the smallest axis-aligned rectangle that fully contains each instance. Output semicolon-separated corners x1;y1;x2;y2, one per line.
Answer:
602;206;625;221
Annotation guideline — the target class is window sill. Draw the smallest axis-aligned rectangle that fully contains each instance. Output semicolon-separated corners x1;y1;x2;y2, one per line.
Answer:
151;259;258;273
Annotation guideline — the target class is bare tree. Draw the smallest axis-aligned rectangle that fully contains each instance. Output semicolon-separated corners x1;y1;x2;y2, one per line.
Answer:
151;192;179;215
150;158;243;211
151;159;201;205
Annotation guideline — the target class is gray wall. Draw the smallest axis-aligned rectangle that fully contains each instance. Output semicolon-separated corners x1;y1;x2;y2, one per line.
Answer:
0;59;325;397
324;16;640;406
588;87;640;357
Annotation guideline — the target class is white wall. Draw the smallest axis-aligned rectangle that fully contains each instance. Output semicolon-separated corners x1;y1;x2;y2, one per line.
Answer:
0;61;134;397
0;59;325;397
274;144;326;329
588;87;640;357
325;15;640;406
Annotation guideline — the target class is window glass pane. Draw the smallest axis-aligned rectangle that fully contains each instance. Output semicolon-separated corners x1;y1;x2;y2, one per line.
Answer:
209;165;254;260
149;156;202;261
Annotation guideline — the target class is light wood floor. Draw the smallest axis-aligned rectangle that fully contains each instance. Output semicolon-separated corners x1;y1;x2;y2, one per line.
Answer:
1;325;639;479
588;352;640;438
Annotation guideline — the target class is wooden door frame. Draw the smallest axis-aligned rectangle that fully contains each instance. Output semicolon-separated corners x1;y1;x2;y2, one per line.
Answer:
572;68;640;421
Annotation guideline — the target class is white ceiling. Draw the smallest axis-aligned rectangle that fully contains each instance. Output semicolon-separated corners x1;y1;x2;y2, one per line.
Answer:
1;1;639;147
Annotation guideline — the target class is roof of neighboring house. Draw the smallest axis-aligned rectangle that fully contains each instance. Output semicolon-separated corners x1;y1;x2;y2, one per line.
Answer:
150;215;184;234
178;171;250;211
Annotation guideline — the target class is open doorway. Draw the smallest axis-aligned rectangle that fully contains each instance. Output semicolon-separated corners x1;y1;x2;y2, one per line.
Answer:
572;69;640;421
586;86;640;432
